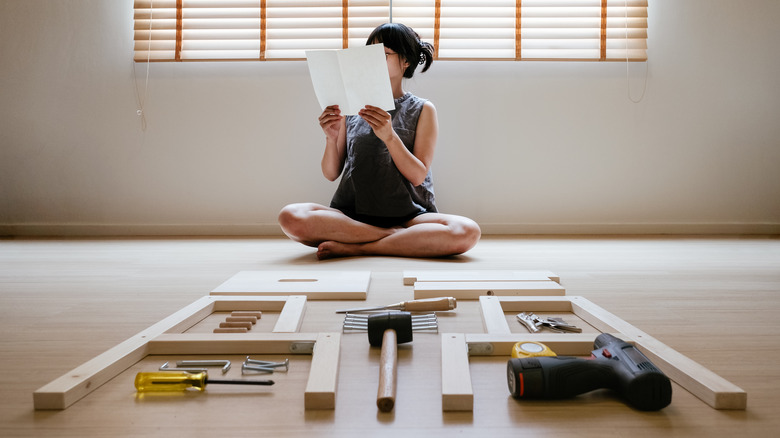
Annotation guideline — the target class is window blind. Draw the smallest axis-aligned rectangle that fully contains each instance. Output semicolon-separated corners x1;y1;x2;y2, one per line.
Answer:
133;0;646;62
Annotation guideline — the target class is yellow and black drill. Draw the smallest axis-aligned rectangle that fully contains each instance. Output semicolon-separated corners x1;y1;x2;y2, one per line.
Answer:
507;333;672;411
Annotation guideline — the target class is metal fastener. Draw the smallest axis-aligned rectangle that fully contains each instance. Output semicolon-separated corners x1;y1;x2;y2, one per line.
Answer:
244;356;289;371
241;363;275;374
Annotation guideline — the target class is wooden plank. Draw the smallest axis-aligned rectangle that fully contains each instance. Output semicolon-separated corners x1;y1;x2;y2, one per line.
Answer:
33;296;331;411
480;296;748;410
404;270;559;286
211;270;370;300
479;296;511;334
33;296;218;410
414;281;565;300
571;298;748;410
146;333;318;355
305;333;341;410
487;296;576;313
212;295;288;312
147;332;340;409
273;295;307;333
465;333;604;356
441;333;473;411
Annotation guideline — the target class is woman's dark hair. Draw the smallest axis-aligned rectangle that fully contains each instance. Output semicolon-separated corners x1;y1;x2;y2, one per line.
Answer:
367;23;434;78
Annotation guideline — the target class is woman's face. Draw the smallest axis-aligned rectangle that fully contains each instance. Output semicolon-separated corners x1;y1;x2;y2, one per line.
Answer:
384;46;409;81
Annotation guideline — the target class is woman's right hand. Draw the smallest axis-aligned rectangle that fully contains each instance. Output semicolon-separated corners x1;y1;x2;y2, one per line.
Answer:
319;105;343;141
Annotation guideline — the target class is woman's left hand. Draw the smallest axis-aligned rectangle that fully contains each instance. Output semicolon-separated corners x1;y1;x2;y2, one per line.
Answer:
359;105;395;143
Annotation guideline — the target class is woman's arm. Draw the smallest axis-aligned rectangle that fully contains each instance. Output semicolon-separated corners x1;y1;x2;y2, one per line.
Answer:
319;105;348;181
359;101;438;186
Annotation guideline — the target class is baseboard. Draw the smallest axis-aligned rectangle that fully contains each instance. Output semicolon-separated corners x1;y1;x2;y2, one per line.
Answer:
477;222;780;235
1;222;779;237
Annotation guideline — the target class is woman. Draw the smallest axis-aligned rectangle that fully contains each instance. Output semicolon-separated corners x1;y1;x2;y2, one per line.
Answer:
278;23;481;259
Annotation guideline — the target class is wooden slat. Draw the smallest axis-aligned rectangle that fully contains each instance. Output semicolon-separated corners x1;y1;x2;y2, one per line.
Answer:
414;280;565;300
571;298;748;410
482;296;748;410
441;333;473;411
403;270;559;286
465;333;606;356
33;296;217;410
479;296;512;334
273;295;307;333
305;333;341;410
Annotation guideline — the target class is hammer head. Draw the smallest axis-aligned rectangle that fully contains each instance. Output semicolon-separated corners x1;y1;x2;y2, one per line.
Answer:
367;312;413;347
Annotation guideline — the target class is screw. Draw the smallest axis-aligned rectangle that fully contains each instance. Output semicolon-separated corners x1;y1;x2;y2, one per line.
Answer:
244;356;289;371
241;363;275;374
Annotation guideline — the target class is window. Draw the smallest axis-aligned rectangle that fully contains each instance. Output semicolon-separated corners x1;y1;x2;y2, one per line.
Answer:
133;0;647;62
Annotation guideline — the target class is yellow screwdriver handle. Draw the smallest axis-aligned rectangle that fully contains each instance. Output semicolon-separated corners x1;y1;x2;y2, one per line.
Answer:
134;371;208;392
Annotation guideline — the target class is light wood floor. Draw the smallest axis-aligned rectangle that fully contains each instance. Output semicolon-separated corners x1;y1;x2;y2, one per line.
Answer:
1;236;778;437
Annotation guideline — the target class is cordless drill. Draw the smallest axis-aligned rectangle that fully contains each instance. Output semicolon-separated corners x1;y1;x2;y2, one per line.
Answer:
506;333;672;411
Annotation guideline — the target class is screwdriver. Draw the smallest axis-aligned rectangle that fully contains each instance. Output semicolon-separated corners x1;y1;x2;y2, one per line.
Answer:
336;296;457;313
134;371;274;392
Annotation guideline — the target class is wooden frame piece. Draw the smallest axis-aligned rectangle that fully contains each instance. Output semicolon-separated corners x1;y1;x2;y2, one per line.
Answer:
414;281;565;299
407;270;563;300
211;270;371;300
404;270;560;286
444;296;746;411
33;296;341;411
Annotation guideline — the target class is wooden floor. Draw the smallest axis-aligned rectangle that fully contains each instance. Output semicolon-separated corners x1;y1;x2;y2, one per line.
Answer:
1;235;778;437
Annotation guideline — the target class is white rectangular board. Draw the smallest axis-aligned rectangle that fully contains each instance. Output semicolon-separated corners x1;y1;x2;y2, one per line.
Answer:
211;271;370;300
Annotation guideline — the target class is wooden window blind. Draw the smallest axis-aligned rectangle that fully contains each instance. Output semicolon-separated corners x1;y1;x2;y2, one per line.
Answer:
134;0;646;62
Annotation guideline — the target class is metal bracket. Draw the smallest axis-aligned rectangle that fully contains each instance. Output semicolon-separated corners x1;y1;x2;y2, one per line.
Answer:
290;342;315;354
467;342;494;356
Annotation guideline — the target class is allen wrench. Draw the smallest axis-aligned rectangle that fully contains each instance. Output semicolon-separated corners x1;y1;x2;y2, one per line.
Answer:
159;360;231;374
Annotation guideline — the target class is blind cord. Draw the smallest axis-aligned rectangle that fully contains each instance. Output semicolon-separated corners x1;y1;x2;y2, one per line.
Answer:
626;0;648;103
133;0;153;131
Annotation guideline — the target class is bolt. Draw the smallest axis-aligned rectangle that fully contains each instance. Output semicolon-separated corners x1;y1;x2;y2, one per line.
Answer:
244;356;289;371
241;363;275;374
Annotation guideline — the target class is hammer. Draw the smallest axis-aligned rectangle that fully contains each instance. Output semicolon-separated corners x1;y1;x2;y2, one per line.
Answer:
365;312;419;412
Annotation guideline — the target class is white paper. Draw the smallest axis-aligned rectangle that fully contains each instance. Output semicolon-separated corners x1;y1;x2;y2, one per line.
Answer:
306;44;395;115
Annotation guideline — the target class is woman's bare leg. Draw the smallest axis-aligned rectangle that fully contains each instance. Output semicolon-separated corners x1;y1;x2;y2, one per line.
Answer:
316;213;481;259
278;203;398;247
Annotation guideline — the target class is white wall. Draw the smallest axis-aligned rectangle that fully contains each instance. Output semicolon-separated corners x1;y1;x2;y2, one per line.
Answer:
1;0;778;236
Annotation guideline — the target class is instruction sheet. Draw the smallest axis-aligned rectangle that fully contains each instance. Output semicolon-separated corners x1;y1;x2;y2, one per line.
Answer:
306;44;395;115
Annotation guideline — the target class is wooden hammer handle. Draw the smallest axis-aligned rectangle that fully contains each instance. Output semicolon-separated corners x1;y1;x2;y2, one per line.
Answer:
377;329;397;412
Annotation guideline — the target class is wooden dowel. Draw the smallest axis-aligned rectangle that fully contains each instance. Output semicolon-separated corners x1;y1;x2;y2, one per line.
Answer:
377;329;398;412
231;311;262;318
219;321;252;329
226;316;257;324
213;327;248;333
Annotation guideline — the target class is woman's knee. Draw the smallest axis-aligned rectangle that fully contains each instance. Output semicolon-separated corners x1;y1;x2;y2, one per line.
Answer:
455;218;481;252
278;203;314;238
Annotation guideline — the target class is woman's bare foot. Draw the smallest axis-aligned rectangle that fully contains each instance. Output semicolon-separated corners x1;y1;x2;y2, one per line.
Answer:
317;241;364;260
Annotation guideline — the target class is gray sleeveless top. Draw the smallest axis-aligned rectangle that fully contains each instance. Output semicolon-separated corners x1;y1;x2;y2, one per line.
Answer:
330;93;437;219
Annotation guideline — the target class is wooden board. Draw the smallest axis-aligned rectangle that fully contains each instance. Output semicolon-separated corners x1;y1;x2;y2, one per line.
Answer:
441;333;473;411
32;296;340;411
414;280;565;299
459;296;748;411
211;270;370;300
404;270;560;286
